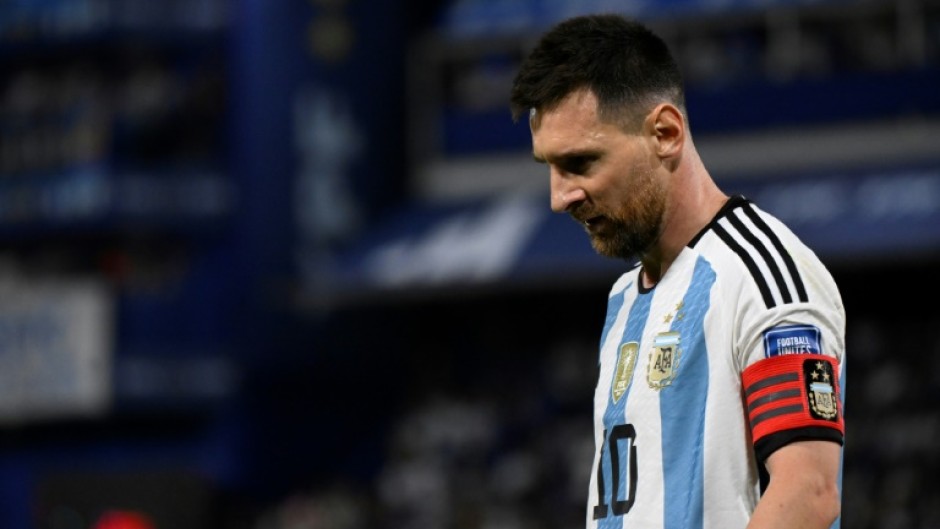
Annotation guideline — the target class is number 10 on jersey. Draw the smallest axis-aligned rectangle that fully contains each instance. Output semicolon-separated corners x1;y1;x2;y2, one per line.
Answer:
593;424;638;520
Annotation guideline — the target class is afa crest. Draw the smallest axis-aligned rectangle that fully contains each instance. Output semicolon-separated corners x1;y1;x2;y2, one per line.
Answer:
804;359;839;421
648;331;681;390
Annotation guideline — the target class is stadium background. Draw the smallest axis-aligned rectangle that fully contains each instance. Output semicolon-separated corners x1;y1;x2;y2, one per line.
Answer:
0;0;937;528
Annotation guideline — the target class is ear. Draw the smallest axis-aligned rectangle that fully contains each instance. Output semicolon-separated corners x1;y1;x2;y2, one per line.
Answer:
647;103;685;159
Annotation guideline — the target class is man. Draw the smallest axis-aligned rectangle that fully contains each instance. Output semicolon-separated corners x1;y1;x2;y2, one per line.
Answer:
510;14;845;529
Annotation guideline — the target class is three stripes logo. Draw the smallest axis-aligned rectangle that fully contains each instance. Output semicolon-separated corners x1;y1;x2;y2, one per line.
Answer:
712;202;808;309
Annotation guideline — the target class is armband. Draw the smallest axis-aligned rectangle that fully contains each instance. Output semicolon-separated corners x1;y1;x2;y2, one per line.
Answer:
742;353;844;462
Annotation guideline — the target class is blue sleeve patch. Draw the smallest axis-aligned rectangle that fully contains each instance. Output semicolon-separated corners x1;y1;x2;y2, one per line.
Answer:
762;324;822;358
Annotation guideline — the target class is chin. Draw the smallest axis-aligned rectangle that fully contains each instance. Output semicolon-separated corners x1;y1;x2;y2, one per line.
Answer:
591;231;653;261
591;238;629;260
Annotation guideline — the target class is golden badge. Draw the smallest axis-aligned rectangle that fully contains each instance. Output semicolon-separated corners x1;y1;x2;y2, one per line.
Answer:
612;342;639;403
648;331;681;389
807;361;839;420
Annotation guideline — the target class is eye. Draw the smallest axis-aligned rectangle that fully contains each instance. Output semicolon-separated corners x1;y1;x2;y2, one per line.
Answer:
563;155;596;175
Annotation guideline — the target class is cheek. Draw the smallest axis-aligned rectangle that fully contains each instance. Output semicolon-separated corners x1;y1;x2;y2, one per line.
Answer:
617;160;651;194
592;149;657;213
614;165;660;216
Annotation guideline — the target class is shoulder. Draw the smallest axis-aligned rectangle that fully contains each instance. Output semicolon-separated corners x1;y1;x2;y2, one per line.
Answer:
691;196;846;369
690;195;837;311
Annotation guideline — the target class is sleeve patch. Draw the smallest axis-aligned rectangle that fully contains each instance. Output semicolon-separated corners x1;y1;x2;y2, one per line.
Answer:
742;354;843;448
804;358;839;421
762;324;821;358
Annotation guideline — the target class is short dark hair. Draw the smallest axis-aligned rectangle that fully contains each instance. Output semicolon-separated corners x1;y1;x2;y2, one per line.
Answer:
510;14;686;129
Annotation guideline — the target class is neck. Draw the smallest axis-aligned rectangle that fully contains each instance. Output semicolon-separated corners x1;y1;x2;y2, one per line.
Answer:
641;150;727;287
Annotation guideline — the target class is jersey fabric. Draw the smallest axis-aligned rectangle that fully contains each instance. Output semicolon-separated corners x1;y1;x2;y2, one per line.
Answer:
586;195;846;529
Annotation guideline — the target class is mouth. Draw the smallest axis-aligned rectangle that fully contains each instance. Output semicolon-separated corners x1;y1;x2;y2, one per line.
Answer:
580;215;605;230
575;215;605;235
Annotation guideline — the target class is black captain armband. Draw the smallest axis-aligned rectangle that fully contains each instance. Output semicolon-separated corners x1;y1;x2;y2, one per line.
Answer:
742;354;844;462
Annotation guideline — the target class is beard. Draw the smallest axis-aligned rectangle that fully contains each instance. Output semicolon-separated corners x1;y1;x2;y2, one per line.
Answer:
588;209;662;260
575;168;666;261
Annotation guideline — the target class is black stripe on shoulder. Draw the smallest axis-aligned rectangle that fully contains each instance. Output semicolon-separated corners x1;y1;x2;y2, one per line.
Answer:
741;203;809;303
688;195;748;248
726;211;793;304
712;222;776;308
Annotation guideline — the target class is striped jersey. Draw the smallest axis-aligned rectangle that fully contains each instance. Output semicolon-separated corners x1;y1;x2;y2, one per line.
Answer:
586;195;846;529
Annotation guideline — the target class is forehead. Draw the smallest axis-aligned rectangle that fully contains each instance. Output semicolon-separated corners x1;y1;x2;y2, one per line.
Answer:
531;89;601;131
531;89;622;157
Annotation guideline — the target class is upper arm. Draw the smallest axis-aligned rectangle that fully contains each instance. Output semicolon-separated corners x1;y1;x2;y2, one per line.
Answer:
765;439;841;487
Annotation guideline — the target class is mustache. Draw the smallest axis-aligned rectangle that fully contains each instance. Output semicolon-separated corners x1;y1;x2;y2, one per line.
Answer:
570;205;601;225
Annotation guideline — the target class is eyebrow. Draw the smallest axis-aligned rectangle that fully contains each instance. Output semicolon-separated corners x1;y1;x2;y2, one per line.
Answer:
532;148;602;165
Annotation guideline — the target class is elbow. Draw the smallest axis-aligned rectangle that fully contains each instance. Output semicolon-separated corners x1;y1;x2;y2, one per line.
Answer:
813;478;842;526
823;486;842;526
754;471;842;528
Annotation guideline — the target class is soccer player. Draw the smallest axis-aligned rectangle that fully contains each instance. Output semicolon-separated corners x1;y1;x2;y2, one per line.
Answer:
510;14;846;529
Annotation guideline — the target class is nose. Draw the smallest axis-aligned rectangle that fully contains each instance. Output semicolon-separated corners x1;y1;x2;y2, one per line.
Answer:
550;167;586;213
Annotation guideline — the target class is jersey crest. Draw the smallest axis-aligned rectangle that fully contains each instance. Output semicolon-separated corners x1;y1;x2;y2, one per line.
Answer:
612;342;639;402
647;331;681;389
805;359;839;420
